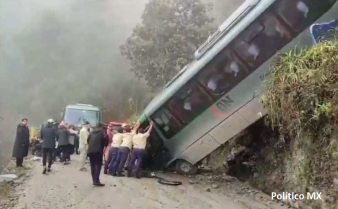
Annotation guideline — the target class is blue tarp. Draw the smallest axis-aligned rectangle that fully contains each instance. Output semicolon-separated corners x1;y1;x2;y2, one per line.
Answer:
310;19;338;43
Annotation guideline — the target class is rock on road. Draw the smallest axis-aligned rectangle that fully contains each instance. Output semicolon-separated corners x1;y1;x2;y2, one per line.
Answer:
13;155;288;209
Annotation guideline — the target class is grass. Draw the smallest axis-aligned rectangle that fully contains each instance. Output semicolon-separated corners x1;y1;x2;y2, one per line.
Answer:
0;182;13;199
261;38;338;138
5;161;31;178
0;157;33;201
261;38;338;209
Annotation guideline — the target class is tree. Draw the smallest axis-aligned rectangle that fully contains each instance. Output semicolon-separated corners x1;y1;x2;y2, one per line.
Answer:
120;0;215;89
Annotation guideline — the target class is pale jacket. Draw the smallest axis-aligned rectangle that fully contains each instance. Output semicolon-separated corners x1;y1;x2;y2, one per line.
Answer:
111;133;123;148
120;131;136;150
79;127;90;150
132;132;150;149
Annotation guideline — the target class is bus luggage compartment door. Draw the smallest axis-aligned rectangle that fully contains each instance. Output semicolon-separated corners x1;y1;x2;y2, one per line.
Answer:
237;95;267;124
209;112;250;145
179;134;220;165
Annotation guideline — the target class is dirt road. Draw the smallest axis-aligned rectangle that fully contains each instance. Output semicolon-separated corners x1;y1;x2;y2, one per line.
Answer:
12;155;288;209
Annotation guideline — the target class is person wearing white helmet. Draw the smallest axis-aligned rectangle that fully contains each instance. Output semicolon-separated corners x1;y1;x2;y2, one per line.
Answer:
40;119;58;174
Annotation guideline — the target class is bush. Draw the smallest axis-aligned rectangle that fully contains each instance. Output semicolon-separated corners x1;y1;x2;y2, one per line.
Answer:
261;38;338;209
261;38;338;139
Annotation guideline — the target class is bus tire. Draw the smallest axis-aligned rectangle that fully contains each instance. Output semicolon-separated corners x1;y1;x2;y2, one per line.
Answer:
175;160;198;175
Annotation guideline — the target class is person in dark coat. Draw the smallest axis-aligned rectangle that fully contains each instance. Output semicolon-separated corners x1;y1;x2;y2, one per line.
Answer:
87;123;108;187
12;118;30;167
57;122;70;165
74;126;80;155
52;122;60;162
40;119;58;174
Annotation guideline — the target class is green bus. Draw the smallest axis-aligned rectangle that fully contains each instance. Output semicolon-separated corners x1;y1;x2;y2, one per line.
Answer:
139;0;338;174
62;104;102;128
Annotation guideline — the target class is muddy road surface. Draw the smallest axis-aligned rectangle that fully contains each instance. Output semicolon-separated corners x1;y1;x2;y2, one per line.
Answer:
11;156;288;209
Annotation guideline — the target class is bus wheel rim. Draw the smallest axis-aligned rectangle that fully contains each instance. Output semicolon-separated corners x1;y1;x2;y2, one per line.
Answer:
180;162;192;173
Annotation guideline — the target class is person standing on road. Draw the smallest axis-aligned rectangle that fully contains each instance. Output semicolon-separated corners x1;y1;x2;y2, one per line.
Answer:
68;125;78;158
51;122;59;162
111;122;140;177
107;127;123;175
40;119;58;174
103;123;114;174
128;121;153;179
58;122;70;165
87;123;108;186
74;124;81;155
79;121;90;171
12;118;30;167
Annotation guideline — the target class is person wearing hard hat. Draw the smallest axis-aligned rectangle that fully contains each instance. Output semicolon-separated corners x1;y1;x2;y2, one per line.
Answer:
40;119;58;174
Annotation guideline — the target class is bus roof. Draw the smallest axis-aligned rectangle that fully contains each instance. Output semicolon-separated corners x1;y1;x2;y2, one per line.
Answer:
142;0;266;117
66;104;100;111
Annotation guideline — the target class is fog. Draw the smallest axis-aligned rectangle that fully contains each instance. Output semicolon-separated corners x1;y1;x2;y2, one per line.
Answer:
0;0;243;166
0;0;151;124
0;0;151;164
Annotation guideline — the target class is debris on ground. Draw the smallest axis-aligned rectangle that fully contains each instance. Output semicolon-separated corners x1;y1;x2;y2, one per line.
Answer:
0;174;18;183
32;157;41;161
0;160;33;209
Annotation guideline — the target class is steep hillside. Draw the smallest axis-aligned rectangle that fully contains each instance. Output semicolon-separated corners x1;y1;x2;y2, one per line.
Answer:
207;39;338;209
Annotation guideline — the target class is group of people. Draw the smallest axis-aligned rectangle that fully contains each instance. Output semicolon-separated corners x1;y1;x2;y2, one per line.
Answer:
83;120;154;186
105;121;154;179
39;119;80;173
12;117;154;187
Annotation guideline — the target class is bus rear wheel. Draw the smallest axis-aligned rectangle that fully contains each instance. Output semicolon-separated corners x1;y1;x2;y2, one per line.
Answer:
175;160;198;175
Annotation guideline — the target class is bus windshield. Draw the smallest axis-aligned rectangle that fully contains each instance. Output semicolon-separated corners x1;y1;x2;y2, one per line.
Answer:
64;108;100;126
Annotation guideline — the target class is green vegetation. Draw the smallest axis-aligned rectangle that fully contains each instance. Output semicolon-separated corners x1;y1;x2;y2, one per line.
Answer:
262;38;337;138
262;38;338;209
0;159;32;201
121;0;215;89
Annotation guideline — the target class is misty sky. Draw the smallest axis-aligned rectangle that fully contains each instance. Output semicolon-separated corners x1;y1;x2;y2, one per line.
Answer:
0;0;243;159
0;0;243;126
0;0;150;125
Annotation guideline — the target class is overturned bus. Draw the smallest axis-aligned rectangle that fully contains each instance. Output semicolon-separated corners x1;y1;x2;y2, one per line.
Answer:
139;0;338;174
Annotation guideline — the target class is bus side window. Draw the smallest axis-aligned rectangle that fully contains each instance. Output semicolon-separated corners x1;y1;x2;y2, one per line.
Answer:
234;12;293;68
275;0;335;33
199;52;248;98
168;81;213;124
151;108;181;139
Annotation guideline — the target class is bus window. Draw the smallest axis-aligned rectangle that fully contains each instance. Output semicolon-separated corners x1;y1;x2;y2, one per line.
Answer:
168;81;213;124
199;53;248;98
234;12;293;68
275;0;335;33
151;108;181;139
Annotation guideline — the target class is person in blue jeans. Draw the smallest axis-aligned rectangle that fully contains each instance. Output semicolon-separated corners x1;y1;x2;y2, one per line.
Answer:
111;122;140;177
107;127;123;175
128;121;154;179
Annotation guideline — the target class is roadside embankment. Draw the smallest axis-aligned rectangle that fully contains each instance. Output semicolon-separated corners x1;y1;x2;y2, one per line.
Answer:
207;38;338;209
